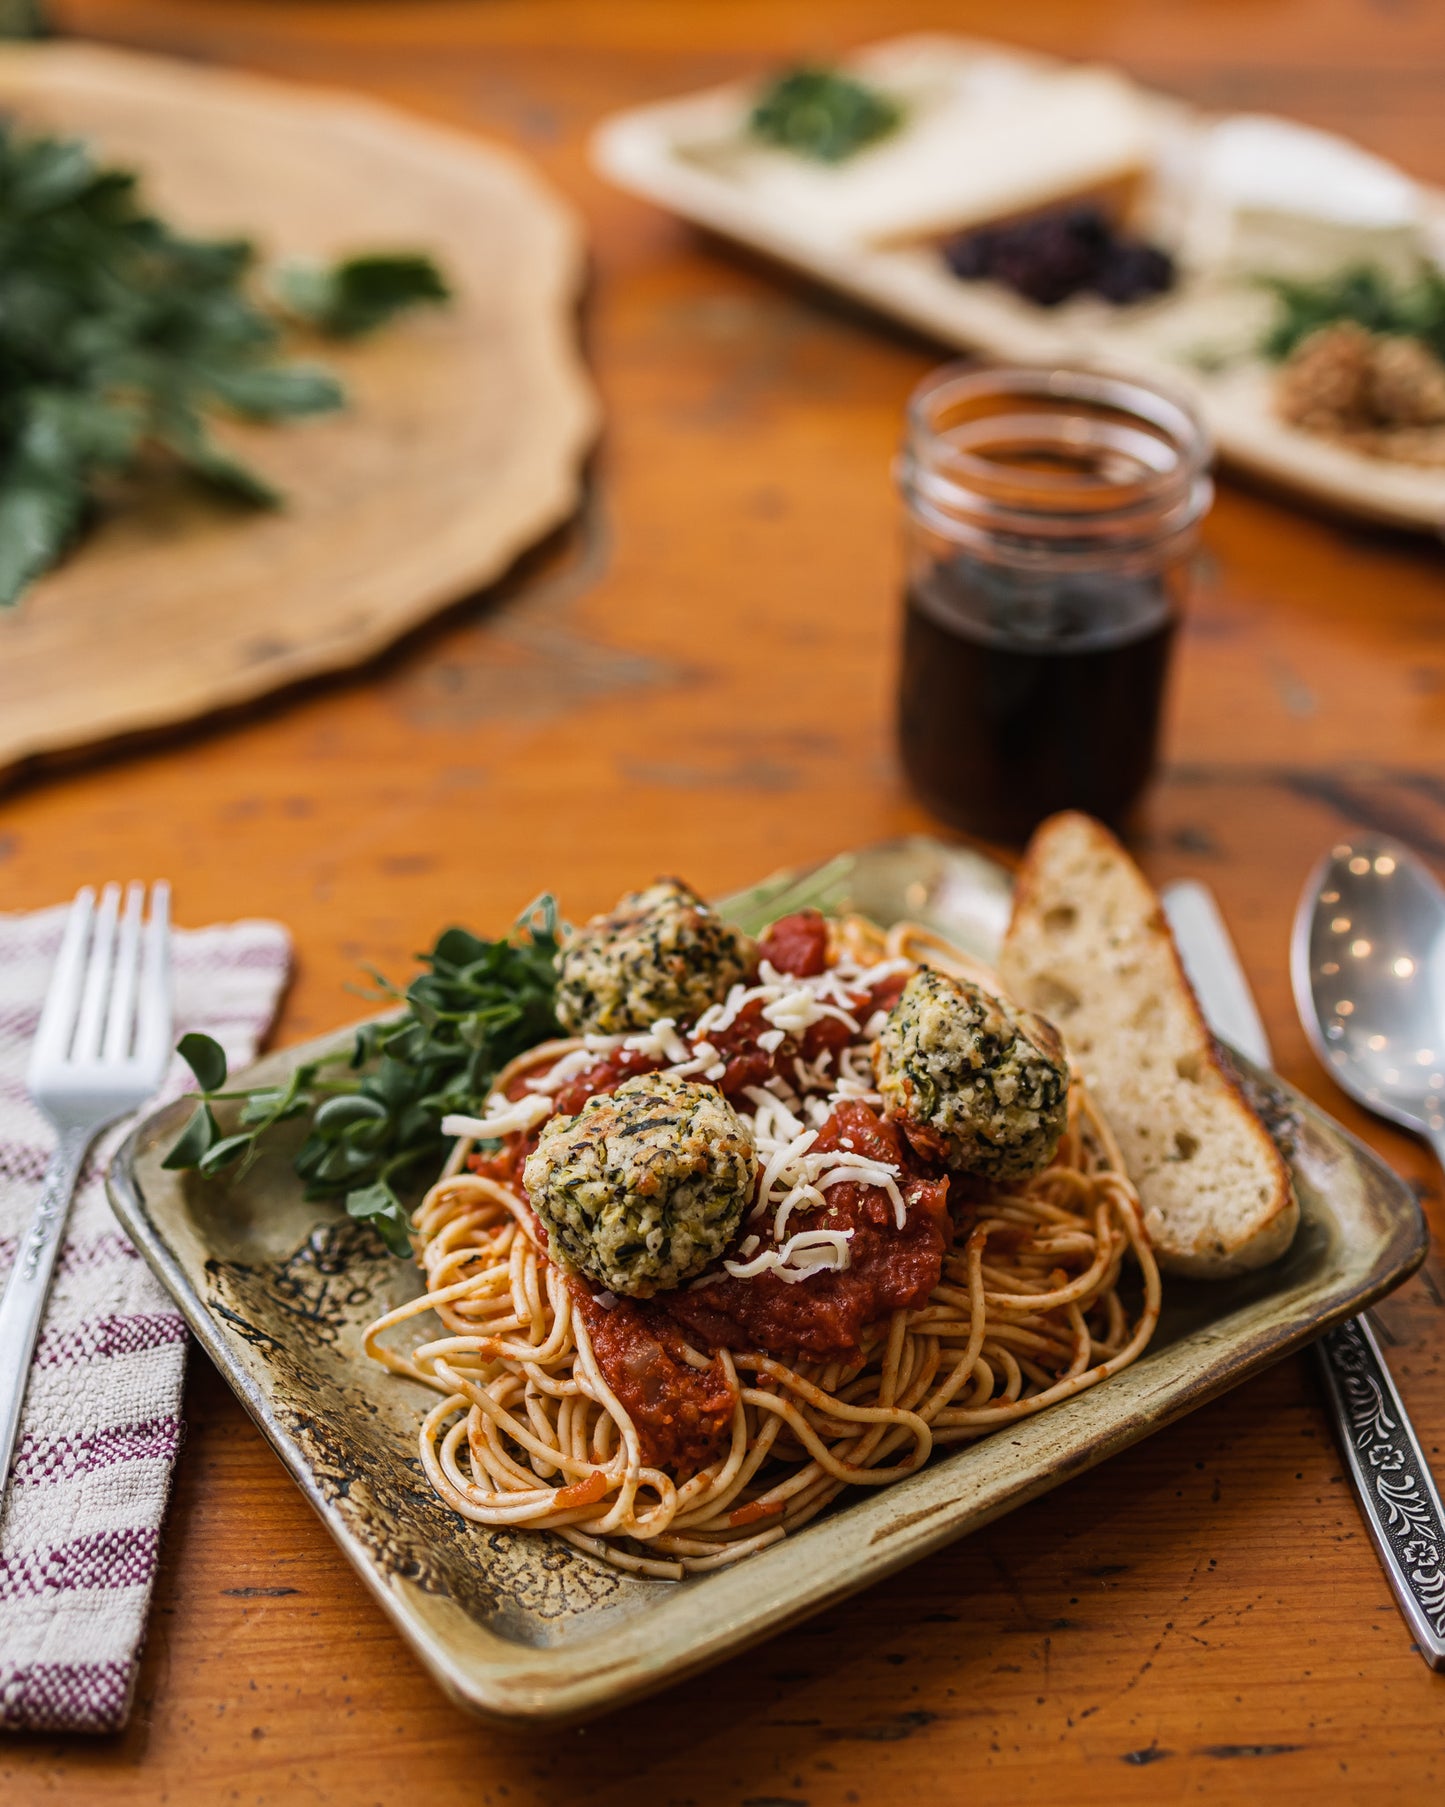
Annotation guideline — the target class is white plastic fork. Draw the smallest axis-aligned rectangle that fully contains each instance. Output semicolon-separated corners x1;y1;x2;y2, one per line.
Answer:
0;882;172;1496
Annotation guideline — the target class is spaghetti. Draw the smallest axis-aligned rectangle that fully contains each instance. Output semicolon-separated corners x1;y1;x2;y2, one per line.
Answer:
363;914;1161;1579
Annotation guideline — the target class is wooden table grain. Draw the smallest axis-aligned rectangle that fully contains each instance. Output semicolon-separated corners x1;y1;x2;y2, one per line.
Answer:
3;1;1444;1799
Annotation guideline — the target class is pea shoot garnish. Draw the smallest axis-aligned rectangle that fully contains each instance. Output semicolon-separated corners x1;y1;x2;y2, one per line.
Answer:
163;900;562;1257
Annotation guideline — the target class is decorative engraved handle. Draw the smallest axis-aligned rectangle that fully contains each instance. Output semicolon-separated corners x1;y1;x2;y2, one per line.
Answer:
0;1125;92;1497
1315;1315;1445;1671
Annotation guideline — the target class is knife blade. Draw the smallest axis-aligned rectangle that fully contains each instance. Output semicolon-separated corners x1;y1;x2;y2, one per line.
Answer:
1161;879;1445;1672
1161;880;1272;1068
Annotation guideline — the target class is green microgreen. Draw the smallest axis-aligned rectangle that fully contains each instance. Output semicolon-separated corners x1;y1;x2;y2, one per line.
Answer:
271;253;451;339
1260;261;1445;362
749;66;904;164
162;897;562;1258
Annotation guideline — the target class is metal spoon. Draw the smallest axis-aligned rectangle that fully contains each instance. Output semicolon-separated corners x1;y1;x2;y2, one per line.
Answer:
1292;834;1445;1169
1292;833;1445;1671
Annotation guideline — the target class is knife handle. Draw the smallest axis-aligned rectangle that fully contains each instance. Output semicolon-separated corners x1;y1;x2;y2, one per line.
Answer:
1314;1315;1445;1670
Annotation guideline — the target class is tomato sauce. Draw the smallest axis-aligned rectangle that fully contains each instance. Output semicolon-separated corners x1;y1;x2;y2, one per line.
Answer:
697;996;792;1100
760;907;909;1010
547;1049;661;1119
465;1142;526;1187
658;1102;949;1362
570;1283;735;1474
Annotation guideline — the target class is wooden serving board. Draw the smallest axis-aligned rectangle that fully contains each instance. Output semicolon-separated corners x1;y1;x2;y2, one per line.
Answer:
0;43;598;782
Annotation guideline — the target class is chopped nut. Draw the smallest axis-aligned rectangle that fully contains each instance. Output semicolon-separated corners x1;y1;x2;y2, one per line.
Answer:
1276;322;1445;464
1367;334;1445;425
1276;323;1374;432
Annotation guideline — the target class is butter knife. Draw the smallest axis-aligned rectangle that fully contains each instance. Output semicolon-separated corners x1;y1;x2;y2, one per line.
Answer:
1163;879;1445;1672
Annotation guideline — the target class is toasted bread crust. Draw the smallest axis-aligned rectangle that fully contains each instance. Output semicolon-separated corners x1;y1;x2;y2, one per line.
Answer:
1002;812;1298;1278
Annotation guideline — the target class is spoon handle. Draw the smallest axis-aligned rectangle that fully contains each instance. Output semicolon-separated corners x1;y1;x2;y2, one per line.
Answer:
1314;1315;1445;1670
1167;877;1445;1670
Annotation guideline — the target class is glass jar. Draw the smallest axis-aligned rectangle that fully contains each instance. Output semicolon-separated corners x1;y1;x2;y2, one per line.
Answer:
895;364;1213;845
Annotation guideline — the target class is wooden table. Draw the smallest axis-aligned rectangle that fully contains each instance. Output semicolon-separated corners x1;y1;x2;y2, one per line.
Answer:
4;0;1444;1799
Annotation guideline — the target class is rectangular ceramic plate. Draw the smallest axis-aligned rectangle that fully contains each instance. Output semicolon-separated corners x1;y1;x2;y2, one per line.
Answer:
591;32;1445;533
107;836;1428;1722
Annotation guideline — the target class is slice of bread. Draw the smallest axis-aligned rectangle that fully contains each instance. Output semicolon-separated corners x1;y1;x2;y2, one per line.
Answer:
998;812;1298;1279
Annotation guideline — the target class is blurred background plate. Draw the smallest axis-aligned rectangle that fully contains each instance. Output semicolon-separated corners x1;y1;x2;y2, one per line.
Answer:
594;33;1445;533
0;42;598;785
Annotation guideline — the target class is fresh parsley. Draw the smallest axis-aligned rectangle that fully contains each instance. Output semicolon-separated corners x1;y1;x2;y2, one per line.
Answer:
749;66;903;164
1261;262;1445;362
272;253;451;339
0;123;449;607
0;0;47;37
162;899;562;1257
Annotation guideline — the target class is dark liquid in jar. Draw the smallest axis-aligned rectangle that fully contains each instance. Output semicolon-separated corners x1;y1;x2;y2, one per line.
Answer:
899;553;1176;844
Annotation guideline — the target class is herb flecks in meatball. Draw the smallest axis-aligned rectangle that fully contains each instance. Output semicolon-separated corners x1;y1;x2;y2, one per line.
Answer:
873;967;1069;1181
555;877;757;1035
523;1072;757;1298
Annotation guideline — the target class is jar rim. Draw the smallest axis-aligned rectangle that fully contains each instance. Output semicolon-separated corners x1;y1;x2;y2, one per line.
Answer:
903;362;1212;513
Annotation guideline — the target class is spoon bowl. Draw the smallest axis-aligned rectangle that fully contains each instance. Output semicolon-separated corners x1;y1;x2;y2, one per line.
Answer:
1291;835;1445;1166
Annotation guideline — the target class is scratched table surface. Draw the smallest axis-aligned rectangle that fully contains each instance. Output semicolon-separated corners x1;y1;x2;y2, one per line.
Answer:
3;0;1444;1800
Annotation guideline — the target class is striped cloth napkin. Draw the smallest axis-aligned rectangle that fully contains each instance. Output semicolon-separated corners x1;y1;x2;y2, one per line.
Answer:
0;904;290;1734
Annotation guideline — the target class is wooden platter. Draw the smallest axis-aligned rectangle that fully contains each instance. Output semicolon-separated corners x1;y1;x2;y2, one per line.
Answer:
593;33;1445;533
0;43;598;783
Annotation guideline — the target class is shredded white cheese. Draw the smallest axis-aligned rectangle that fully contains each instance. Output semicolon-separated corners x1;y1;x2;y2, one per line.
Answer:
523;1047;600;1094
688;952;911;1262
722;1226;856;1283
623;1016;691;1065
762;988;859;1038
803;1095;833;1130
442;1093;553;1141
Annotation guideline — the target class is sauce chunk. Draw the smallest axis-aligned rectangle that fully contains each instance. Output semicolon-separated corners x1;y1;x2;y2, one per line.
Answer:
572;1284;735;1474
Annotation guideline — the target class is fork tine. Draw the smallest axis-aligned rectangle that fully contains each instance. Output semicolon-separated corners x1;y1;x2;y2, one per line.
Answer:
134;882;173;1082
71;882;121;1064
101;882;146;1064
27;888;96;1079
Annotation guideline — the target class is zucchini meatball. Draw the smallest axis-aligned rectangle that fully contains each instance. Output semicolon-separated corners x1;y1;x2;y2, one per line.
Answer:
555;878;757;1035
873;966;1069;1181
522;1072;757;1298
